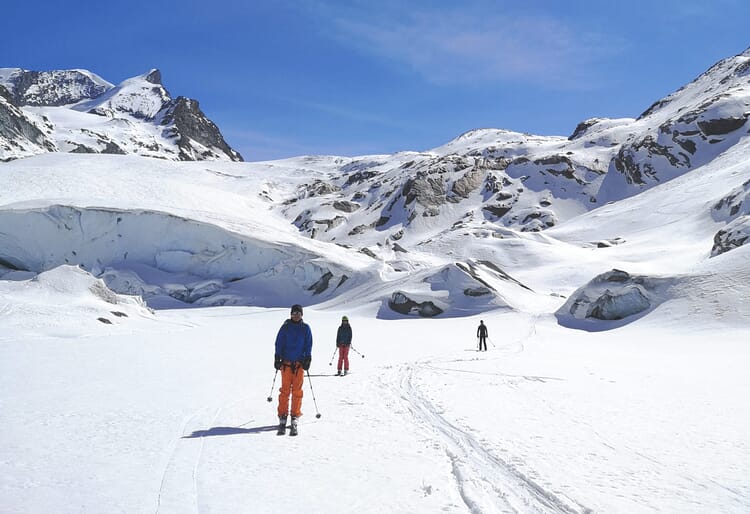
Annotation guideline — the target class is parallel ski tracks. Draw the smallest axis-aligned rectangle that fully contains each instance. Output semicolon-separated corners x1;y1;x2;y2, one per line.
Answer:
154;402;228;514
392;364;588;514
382;315;590;514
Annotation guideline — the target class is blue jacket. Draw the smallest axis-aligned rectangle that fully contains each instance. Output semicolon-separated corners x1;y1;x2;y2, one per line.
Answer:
275;319;313;362
336;324;352;345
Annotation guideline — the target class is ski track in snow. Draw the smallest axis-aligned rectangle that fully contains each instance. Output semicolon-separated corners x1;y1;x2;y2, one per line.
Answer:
381;317;590;514
391;365;589;514
154;401;232;514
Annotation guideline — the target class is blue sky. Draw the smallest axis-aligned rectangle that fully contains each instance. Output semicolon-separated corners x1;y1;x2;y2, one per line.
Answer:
4;0;750;161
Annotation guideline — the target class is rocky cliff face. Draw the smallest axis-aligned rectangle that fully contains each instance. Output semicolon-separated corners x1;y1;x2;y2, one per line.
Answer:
0;84;57;161
0;68;243;162
160;96;243;161
0;68;113;107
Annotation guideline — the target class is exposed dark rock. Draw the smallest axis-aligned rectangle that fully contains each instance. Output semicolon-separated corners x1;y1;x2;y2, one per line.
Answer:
475;260;533;290
160;96;243;161
308;271;333;295
557;269;659;326
520;210;556;231
332;200;360;213
359;247;377;259
314;216;346;230
451;167;484;199
482;205;511;218
593;237;625;248
348;224;370;236
2;69;112;106
144;69;162;85
588;286;650;320
102;141;127;155
612;135;689;186
697;116;748;136
712;179;750;220
711;215;750;256
568;118;603;140
70;143;97;154
388;291;443;317
0;84;13;103
0;91;56;158
345;170;380;186
402;176;446;207
463;287;491;297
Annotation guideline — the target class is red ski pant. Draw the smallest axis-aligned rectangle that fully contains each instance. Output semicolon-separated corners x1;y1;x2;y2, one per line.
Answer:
278;363;304;418
337;344;350;371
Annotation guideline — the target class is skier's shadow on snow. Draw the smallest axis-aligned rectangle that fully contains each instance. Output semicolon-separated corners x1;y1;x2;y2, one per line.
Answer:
182;425;278;438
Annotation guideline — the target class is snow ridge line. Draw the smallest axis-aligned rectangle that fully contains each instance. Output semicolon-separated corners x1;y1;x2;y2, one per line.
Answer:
394;365;588;514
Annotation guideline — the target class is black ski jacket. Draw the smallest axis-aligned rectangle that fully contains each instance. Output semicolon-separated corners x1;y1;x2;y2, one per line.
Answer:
336;324;352;346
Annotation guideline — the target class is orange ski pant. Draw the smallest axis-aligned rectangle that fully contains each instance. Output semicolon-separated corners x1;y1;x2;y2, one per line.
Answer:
278;363;304;418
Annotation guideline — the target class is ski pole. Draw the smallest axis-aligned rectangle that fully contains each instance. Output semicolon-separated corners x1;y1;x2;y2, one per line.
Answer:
328;346;338;366
350;345;365;358
488;337;496;348
266;370;278;402
305;370;322;418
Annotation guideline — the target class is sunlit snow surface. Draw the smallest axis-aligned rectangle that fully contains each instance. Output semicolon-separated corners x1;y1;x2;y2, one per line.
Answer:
1;143;749;512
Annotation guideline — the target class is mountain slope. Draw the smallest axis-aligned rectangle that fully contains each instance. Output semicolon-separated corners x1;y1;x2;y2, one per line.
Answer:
0;68;242;162
2;48;750;322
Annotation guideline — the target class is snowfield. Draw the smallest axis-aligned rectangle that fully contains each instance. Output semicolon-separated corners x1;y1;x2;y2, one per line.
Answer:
1;260;748;513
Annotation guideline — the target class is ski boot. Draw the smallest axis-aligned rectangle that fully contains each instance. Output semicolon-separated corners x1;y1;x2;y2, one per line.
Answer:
276;416;287;436
289;416;299;436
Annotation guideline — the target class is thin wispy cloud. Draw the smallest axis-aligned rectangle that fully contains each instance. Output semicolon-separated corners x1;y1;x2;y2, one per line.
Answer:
225;127;389;160
316;3;622;89
281;96;417;131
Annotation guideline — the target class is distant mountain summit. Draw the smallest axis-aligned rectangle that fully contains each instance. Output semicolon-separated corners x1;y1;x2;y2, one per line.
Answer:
0;68;242;162
276;46;750;248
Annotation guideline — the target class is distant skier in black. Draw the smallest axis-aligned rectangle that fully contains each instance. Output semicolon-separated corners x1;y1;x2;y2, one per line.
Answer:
477;320;488;351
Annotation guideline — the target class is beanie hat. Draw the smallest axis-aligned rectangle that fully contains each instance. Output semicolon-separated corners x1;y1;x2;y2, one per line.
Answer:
342;316;349;321
291;304;303;315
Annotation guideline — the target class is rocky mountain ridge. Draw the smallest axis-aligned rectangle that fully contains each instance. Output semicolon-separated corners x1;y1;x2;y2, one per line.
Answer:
0;68;242;162
271;47;750;255
2;47;750;319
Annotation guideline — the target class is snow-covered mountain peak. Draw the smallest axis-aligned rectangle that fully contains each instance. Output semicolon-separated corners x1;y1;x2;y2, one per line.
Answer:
74;68;172;120
0;67;113;107
0;67;242;162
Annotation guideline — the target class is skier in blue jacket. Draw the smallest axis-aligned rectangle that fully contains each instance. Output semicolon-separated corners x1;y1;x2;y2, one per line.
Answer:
274;304;313;436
